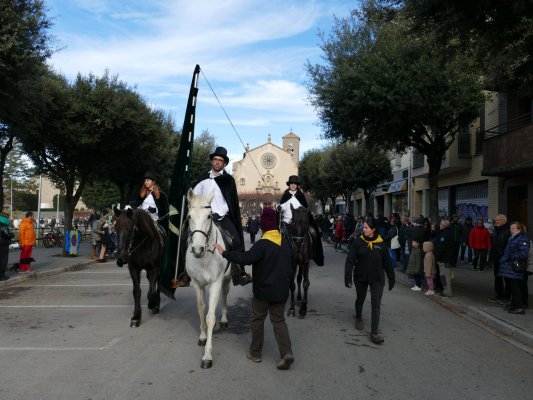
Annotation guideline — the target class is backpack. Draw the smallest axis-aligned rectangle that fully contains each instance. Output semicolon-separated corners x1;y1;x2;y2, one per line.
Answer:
527;241;533;274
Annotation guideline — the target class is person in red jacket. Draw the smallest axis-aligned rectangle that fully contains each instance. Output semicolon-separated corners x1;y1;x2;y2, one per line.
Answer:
468;218;492;271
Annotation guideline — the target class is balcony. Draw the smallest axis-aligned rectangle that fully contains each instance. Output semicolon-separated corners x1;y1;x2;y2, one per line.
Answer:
411;130;473;178
481;112;533;176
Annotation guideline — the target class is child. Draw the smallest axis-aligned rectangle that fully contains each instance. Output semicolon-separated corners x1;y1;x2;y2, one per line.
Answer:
407;239;423;291
423;241;437;295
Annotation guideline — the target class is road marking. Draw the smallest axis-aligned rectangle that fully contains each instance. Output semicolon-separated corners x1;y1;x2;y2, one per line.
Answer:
11;284;142;287
0;337;123;351
0;300;170;309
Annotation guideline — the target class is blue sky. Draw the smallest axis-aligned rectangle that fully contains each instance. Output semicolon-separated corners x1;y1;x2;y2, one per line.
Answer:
46;0;356;168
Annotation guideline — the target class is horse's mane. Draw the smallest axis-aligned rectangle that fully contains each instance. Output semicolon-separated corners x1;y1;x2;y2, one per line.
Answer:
134;209;158;238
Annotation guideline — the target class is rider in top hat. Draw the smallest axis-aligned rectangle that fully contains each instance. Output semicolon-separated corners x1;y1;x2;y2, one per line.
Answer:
191;146;250;285
278;175;324;266
135;171;169;233
278;175;308;224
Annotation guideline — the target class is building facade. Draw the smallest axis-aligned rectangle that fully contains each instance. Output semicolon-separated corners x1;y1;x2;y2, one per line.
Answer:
232;132;299;215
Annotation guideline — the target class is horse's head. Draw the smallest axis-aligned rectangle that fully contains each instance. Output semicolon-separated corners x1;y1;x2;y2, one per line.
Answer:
114;208;135;267
290;204;309;247
187;188;215;258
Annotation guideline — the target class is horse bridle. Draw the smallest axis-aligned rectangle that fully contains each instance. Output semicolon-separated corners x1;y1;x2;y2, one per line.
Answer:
290;220;310;248
127;222;147;256
189;205;217;254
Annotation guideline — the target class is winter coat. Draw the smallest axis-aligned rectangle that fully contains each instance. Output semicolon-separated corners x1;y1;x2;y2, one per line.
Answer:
247;217;260;234
18;217;36;247
490;224;510;260
468;225;492;250
423;241;437;278
407;246;423;276
461;222;473;243
222;233;291;302
498;232;530;281
450;222;463;243
433;227;455;264
345;233;395;286
334;221;345;240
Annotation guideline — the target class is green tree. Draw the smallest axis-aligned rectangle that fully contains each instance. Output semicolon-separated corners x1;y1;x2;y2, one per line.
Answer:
298;149;330;208
190;129;217;185
403;0;533;93
81;181;121;211
306;3;484;221
19;69;177;236
0;0;54;211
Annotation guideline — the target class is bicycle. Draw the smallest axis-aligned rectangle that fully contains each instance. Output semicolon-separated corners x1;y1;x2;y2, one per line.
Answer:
43;228;65;248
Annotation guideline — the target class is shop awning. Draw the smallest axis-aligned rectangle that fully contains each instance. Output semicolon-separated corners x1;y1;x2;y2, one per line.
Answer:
387;180;407;193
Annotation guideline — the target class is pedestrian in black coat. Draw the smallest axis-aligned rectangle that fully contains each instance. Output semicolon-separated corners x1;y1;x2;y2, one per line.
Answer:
344;217;395;344
214;208;294;370
247;215;260;244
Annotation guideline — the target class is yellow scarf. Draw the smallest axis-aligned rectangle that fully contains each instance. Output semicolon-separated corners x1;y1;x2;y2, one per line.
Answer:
360;234;383;250
262;230;281;246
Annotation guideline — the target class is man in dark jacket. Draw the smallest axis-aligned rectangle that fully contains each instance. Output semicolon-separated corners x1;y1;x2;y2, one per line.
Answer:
432;219;455;295
247;214;260;244
489;214;511;303
214;208;294;370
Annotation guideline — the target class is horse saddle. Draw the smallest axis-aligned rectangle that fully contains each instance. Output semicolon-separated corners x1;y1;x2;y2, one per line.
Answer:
213;219;234;251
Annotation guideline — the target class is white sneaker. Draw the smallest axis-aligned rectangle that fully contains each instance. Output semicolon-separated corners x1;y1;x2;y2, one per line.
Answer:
425;290;435;296
411;286;422;291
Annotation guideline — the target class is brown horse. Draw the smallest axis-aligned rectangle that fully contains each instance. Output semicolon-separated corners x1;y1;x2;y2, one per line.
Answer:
287;205;313;318
114;208;164;327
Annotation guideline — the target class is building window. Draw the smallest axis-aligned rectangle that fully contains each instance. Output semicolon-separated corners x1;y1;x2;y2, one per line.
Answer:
413;149;425;169
240;178;245;186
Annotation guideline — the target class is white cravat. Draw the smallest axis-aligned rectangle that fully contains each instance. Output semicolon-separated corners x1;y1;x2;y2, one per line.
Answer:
193;170;230;217
140;192;159;222
280;190;302;223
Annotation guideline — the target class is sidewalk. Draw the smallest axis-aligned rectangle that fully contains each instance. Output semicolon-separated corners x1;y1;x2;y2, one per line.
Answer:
2;240;533;350
0;241;96;286
395;261;533;350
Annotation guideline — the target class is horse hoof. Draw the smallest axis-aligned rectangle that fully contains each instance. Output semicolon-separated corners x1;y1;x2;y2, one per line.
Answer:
198;339;207;346
201;360;212;369
152;307;160;315
130;320;140;327
219;321;228;329
287;309;296;317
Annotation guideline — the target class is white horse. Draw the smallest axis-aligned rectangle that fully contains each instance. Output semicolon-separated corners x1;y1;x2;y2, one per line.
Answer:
186;188;232;369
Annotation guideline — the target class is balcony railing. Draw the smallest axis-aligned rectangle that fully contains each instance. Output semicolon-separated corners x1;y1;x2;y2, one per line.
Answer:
483;111;533;139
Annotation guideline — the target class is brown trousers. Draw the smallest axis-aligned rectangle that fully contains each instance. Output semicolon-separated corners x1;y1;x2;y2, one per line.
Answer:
250;297;292;359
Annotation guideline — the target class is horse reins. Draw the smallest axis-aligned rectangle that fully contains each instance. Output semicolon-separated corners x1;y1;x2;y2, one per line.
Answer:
189;206;218;254
127;223;147;256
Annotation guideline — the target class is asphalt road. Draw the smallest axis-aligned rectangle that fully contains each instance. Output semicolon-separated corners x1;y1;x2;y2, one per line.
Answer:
0;238;532;400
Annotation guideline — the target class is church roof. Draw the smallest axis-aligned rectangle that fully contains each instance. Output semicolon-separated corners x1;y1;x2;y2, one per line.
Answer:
282;131;300;139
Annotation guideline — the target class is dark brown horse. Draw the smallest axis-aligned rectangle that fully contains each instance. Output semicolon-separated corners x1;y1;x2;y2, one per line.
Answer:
287;205;313;318
114;208;164;327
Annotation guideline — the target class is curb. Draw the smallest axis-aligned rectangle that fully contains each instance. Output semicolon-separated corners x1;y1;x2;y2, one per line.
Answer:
0;259;97;288
396;269;533;350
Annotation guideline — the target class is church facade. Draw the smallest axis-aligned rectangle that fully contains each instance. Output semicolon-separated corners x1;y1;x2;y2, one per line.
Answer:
232;132;300;214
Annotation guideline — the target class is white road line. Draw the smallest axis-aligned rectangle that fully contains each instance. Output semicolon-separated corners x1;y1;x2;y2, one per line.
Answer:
12;284;140;287
0;337;123;351
0;300;170;309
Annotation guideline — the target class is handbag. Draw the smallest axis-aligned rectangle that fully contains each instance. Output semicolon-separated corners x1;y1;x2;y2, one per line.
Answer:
390;227;400;249
511;259;527;273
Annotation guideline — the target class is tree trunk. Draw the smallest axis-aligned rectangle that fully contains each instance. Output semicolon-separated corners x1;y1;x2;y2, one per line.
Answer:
427;156;443;223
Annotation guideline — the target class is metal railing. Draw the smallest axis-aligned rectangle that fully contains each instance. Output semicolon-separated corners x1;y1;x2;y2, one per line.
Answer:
482;111;533;139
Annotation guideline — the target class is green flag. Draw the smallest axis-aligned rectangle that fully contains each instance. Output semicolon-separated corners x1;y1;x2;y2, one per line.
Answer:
160;64;201;299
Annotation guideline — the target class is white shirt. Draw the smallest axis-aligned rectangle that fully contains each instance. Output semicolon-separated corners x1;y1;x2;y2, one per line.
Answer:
140;192;159;222
280;190;303;224
193;170;229;218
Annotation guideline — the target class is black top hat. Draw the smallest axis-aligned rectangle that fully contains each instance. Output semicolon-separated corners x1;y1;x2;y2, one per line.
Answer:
286;175;300;186
209;147;229;164
144;171;158;181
